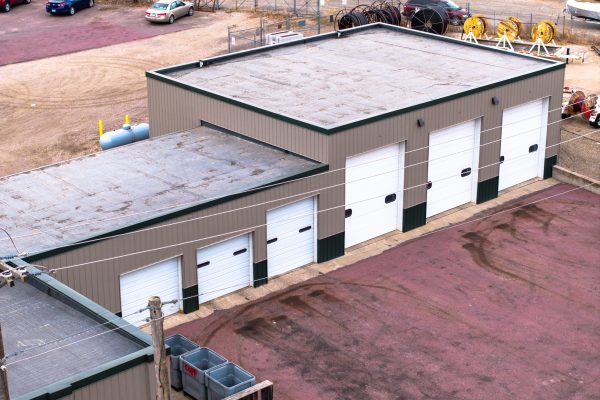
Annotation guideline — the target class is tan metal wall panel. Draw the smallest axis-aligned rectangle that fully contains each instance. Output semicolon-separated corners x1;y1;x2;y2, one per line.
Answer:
34;170;342;311
149;70;561;210
147;78;329;163
328;71;563;208
35;71;562;312
59;361;154;400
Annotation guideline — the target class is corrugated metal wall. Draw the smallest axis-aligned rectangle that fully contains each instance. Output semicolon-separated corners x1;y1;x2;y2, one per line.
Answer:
34;169;343;312
330;68;565;208
149;68;563;209
59;362;155;400
148;79;329;163
31;68;562;314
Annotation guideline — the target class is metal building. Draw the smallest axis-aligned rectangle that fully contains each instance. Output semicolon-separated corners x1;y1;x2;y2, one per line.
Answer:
1;261;155;400
0;24;564;319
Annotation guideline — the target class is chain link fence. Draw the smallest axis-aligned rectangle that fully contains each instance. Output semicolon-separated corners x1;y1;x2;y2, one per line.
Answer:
196;0;320;15
224;1;599;53
228;15;336;52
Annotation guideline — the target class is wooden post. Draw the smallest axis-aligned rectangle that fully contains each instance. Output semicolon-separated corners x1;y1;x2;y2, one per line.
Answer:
0;323;10;400
148;296;170;400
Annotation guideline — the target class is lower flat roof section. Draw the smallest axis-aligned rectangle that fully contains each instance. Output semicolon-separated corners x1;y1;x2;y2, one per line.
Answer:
0;126;326;259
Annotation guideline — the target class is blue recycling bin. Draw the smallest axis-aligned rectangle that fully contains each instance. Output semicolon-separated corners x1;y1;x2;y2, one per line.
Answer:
206;362;256;400
181;347;228;400
165;334;200;390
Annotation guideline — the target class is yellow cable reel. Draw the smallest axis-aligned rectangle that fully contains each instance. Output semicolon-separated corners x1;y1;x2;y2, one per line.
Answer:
496;18;520;41
531;19;558;43
508;16;522;37
463;14;488;38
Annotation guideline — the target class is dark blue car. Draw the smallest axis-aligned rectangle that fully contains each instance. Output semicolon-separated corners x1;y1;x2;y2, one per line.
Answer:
46;0;93;15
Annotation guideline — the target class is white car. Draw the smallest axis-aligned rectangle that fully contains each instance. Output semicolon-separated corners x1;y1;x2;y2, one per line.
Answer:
145;0;193;24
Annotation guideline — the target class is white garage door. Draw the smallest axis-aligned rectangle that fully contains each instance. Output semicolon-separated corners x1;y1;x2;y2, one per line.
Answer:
196;234;251;304
267;197;316;278
120;257;181;327
345;144;404;248
499;98;548;191
427;119;480;218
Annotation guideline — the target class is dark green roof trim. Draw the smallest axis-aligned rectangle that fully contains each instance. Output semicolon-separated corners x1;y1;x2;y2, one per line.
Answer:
25;163;328;263
11;260;156;400
148;23;565;136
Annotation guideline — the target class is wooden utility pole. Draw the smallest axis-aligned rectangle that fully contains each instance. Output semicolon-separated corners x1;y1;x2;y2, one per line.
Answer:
0;323;10;400
148;296;170;400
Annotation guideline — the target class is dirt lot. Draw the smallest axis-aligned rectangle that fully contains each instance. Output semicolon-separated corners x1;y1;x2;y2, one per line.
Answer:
0;9;258;176
169;184;600;400
0;0;598;178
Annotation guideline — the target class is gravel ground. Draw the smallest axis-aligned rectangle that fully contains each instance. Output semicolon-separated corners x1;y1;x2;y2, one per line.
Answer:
0;10;259;177
0;0;598;179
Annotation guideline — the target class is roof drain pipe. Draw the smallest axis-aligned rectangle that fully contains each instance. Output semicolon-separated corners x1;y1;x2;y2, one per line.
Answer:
99;123;150;150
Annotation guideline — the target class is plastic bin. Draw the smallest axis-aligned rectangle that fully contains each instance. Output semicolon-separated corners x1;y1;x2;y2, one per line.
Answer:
165;335;200;390
181;347;228;400
206;362;256;400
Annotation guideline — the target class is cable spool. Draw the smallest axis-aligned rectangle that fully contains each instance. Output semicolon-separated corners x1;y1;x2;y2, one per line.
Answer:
496;18;520;40
410;6;449;35
531;19;558;43
336;9;369;30
335;1;401;30
463;14;488;37
508;16;522;36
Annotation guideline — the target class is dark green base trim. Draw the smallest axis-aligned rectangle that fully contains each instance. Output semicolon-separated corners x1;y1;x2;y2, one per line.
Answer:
476;177;499;204
402;203;427;232
317;232;345;263
182;285;199;314
253;260;268;287
544;155;558;179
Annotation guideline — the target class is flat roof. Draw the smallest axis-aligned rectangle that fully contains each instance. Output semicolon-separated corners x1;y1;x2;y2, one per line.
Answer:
158;24;561;131
0;127;325;259
1;273;147;398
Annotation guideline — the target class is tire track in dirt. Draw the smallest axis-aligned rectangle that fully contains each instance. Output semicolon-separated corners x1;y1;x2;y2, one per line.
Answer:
0;57;155;110
461;203;599;312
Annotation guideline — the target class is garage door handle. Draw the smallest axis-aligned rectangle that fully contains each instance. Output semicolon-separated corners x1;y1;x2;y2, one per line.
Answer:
197;261;210;268
499;155;505;163
267;238;278;244
529;144;539;153
384;193;396;203
460;167;472;177
426;181;432;190
345;209;352;218
299;226;312;233
233;248;247;256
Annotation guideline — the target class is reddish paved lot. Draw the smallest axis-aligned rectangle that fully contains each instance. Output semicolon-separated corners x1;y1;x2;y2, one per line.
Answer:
170;184;600;400
0;0;202;65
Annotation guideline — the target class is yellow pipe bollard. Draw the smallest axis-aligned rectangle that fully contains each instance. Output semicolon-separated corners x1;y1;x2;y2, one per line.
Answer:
98;119;103;137
125;115;129;125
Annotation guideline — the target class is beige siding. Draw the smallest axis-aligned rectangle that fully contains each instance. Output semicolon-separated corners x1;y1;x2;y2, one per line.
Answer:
34;170;343;312
59;362;155;400
149;69;562;210
32;69;562;313
148;78;329;163
329;70;564;208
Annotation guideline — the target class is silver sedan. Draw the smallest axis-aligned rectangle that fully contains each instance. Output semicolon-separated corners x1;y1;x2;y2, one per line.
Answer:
145;0;193;24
